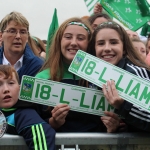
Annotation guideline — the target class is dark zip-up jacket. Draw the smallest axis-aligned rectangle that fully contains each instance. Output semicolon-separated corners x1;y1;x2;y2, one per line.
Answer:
0;44;44;81
116;57;150;132
2;107;55;150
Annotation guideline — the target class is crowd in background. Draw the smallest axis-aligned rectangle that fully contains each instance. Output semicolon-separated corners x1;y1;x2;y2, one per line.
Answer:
0;3;150;150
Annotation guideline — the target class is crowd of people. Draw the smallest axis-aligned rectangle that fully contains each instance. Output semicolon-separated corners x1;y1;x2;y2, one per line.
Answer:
0;2;150;150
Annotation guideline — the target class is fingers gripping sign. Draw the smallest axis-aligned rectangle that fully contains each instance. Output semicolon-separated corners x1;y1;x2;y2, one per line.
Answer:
101;111;120;133
102;80;124;109
49;104;70;129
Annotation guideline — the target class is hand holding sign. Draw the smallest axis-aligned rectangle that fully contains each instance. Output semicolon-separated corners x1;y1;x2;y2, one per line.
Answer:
19;75;114;116
19;76;122;132
102;80;124;109
101;111;120;133
50;104;70;129
69;50;150;112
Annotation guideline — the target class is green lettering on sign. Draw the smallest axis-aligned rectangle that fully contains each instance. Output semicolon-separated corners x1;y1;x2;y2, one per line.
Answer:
85;61;96;75
80;93;90;108
116;75;124;92
98;67;107;84
40;85;51;100
125;79;133;94
35;83;40;98
60;89;70;104
96;97;105;111
81;59;89;72
129;83;140;99
91;95;97;109
139;86;150;104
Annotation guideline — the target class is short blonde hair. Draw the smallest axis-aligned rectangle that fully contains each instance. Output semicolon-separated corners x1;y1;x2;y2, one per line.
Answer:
0;11;29;31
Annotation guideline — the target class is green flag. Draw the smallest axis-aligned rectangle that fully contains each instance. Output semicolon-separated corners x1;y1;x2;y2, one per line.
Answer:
140;21;150;37
46;8;59;57
100;0;150;31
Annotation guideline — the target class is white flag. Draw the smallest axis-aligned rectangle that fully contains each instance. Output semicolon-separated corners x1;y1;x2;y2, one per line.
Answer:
84;0;99;15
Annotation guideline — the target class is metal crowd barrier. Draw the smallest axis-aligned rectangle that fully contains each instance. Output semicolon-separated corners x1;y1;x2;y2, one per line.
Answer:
0;133;150;150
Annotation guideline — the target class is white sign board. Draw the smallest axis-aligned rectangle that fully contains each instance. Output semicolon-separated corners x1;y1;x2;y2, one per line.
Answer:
69;50;150;112
19;75;114;116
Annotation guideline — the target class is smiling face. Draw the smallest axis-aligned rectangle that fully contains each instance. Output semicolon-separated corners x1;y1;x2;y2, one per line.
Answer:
132;41;147;60
1;20;28;58
61;25;89;64
0;72;20;108
95;28;123;65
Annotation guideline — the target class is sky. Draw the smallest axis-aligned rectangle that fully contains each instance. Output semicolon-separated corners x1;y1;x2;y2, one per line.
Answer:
0;0;150;40
0;0;89;40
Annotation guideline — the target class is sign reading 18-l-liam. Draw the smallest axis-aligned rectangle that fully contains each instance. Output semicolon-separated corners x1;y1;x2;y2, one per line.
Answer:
19;75;114;116
69;50;150;112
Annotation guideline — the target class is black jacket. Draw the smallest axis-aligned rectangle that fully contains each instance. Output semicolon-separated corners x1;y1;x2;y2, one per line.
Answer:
116;58;150;132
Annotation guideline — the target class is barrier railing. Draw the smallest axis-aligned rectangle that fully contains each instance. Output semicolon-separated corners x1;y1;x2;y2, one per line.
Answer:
0;133;150;150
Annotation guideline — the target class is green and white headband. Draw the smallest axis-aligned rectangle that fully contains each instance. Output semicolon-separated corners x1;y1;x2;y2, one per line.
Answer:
68;21;90;34
98;21;120;28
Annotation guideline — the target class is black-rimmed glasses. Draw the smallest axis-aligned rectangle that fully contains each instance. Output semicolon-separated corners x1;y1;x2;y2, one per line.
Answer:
3;29;29;37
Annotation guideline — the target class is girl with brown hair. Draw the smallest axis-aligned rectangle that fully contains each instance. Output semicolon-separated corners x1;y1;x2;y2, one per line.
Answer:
36;17;120;133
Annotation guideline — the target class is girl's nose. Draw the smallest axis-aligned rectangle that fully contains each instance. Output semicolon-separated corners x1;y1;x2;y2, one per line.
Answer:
104;43;111;52
70;37;77;46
